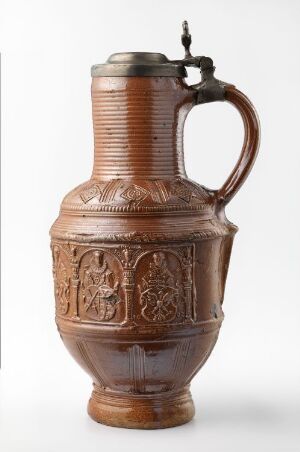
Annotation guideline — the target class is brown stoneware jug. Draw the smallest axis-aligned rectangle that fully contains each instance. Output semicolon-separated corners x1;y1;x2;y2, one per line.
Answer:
50;22;260;429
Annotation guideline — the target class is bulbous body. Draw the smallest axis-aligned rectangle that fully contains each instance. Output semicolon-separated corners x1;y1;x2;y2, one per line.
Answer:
51;57;259;428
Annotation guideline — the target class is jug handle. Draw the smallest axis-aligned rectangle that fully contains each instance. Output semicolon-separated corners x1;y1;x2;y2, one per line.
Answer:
216;85;260;205
192;80;260;206
175;19;260;205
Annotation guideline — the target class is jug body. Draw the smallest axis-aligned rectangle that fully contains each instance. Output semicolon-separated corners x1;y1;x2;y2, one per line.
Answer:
50;26;260;429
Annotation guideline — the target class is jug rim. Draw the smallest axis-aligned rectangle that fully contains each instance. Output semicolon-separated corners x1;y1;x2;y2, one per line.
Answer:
91;52;187;77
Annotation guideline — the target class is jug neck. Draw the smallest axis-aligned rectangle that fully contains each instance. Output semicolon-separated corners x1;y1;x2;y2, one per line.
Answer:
91;77;193;180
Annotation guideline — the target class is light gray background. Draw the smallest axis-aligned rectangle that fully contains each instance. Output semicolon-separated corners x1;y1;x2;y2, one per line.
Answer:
1;0;300;451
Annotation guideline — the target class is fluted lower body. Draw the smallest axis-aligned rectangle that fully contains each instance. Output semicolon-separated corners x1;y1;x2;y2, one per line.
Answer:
58;315;221;428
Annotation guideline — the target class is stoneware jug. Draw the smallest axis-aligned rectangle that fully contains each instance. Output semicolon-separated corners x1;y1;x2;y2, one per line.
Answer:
50;22;260;429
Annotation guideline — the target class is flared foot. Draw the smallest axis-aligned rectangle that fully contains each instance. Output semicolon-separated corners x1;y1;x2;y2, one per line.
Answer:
88;385;195;429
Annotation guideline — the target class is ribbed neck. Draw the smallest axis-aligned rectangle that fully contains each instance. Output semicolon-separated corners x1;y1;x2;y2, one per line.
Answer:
91;77;193;180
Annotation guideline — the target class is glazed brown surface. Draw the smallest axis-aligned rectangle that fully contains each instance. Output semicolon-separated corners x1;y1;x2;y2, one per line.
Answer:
91;77;193;179
219;87;260;205
50;75;259;429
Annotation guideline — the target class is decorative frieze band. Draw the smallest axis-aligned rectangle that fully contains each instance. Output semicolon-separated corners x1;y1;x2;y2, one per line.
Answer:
51;242;196;327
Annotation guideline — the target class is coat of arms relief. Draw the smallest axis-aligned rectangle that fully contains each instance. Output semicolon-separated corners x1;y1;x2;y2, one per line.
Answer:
138;252;186;323
52;243;194;324
81;250;120;321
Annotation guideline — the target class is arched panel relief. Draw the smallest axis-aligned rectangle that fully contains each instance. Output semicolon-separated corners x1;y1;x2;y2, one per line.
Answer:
78;249;126;323
51;241;195;325
133;247;195;325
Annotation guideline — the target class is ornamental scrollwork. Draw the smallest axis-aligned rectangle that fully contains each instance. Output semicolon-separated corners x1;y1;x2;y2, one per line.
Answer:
53;246;70;315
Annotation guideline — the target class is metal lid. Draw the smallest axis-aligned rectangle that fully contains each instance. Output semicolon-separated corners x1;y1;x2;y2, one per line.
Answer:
90;22;218;79
91;52;187;77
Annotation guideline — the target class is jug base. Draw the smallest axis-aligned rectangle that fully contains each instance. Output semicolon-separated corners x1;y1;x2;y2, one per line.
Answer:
88;385;195;429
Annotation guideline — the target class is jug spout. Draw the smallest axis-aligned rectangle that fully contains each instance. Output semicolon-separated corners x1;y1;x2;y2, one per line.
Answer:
91;76;194;180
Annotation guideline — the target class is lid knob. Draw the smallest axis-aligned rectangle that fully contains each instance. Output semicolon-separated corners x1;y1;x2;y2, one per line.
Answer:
182;21;192;58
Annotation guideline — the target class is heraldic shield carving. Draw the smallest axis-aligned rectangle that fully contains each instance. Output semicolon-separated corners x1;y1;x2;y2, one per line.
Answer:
81;250;120;321
139;252;181;322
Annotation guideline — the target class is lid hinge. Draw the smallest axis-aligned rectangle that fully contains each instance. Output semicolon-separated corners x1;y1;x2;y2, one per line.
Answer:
170;21;232;104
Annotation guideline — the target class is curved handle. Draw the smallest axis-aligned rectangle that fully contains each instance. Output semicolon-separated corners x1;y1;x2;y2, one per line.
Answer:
190;73;260;206
216;86;260;205
172;20;260;205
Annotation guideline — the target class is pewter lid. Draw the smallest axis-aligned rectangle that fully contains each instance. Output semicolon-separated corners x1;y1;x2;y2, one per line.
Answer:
91;22;217;78
91;52;187;77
